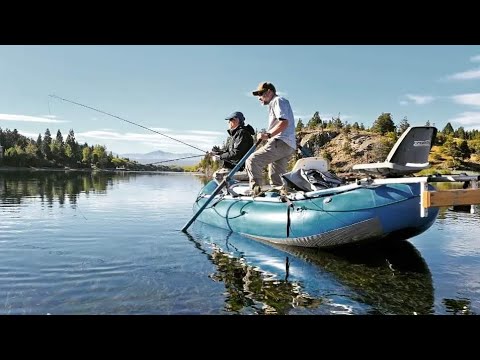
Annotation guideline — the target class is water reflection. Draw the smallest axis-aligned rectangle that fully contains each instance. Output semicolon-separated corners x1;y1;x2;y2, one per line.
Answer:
0;171;172;207
277;241;434;315
0;171;115;205
185;232;322;314
188;227;434;315
443;298;475;315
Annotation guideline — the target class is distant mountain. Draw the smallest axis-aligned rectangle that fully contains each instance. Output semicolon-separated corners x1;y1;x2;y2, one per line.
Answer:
120;149;203;166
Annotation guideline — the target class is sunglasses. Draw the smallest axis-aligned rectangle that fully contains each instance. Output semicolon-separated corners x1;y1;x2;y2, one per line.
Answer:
256;90;268;97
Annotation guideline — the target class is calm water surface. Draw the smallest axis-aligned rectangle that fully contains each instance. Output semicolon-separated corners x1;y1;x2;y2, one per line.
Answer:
0;171;479;315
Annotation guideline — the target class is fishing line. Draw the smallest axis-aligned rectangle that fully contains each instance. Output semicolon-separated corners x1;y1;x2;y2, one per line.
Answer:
146;154;205;166
49;94;209;154
47;96;52;116
73;203;87;220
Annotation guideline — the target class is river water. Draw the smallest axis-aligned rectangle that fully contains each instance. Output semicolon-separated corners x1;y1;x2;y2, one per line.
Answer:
0;171;478;315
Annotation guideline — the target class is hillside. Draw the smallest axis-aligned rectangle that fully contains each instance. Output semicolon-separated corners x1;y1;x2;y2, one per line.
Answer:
297;129;480;175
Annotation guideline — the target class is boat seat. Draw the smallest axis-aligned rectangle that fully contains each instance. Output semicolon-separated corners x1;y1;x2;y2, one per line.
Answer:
352;126;437;177
291;157;330;172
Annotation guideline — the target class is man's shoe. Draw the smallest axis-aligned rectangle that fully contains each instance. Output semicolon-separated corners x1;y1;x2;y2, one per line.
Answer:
252;185;264;196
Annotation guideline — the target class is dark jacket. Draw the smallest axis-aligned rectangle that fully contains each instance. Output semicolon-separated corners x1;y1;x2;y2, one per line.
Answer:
219;124;255;169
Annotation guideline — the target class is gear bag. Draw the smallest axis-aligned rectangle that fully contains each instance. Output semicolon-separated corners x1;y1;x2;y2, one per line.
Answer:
282;168;345;192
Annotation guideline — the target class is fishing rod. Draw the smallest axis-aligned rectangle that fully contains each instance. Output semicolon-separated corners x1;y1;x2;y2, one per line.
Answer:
48;94;209;154
146;154;206;166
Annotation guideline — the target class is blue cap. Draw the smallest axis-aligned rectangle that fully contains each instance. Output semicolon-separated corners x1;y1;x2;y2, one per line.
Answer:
225;111;245;122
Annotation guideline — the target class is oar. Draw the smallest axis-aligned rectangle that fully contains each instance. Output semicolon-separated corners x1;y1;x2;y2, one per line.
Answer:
181;138;262;232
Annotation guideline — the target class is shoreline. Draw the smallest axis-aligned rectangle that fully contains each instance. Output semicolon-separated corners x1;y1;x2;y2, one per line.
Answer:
0;166;90;172
0;166;203;175
1;165;477;177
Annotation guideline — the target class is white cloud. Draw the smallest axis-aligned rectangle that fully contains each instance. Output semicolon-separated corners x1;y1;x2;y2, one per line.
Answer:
446;67;480;80
399;100;408;106
405;94;435;105
149;127;172;132
0;114;68;123
470;55;480;62
451;93;480;107
448;111;480;129
40;115;58;119
78;130;126;140
76;129;222;154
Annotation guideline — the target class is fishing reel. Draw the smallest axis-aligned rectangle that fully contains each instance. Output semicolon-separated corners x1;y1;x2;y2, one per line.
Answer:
211;145;222;155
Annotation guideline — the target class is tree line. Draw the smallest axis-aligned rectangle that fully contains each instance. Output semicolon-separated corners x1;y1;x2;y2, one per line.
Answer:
296;111;480;139
0;127;181;171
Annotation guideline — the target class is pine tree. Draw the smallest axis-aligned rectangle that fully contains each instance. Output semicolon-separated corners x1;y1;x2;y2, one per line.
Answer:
372;113;396;135
42;128;52;160
442;122;454;135
296;119;304;132
455;126;466;139
36;133;43;157
307;111;322;129
65;129;79;164
397;116;410;135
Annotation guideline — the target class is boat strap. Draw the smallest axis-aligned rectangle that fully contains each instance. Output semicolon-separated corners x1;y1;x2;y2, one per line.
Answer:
210;193;225;207
281;195;294;237
280;194;294;207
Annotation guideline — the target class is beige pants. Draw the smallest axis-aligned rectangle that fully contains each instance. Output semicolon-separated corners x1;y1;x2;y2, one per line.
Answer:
245;138;295;188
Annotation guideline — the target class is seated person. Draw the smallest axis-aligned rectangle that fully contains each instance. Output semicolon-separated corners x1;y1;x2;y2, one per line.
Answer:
211;111;255;170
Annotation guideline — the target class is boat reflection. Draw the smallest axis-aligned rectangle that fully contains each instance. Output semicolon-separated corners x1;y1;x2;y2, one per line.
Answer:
187;227;434;315
274;240;434;315
185;231;322;314
443;298;475;315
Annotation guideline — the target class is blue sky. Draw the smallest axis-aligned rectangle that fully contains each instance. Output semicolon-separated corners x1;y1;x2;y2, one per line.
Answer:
1;45;480;156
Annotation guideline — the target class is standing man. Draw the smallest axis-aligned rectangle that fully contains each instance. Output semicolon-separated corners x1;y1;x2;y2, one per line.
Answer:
245;82;296;195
